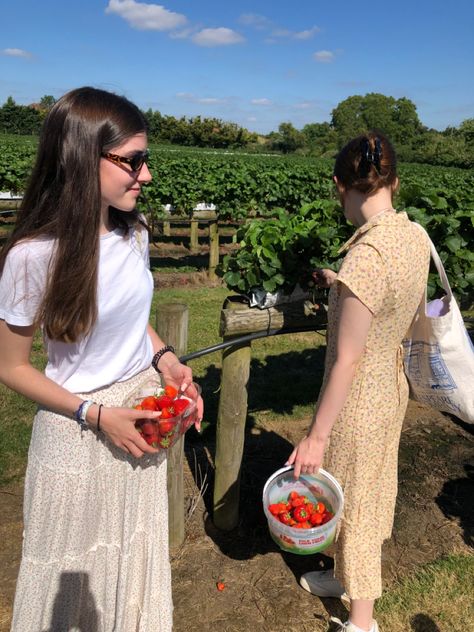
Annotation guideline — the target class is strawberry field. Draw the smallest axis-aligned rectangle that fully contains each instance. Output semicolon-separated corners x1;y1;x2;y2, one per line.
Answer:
1;135;473;305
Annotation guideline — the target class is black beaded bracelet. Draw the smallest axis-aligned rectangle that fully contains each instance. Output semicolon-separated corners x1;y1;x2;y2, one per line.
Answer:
151;345;175;373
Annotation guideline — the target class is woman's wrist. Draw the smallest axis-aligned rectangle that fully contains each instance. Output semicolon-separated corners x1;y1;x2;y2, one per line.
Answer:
151;345;178;373
84;402;102;431
307;419;330;443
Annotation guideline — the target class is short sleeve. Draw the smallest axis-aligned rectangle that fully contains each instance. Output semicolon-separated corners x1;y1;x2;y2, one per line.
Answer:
131;223;150;269
0;241;51;326
336;243;388;315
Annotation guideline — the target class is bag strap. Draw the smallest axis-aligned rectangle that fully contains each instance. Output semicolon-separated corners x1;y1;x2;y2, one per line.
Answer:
413;222;453;299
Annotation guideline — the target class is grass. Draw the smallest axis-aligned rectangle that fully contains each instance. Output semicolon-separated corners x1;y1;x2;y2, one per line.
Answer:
376;554;474;631
0;285;323;484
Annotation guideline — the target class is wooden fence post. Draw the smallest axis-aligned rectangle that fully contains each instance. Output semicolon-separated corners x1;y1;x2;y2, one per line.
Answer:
213;303;251;531
190;218;199;253
163;221;171;237
155;303;189;549
208;219;219;282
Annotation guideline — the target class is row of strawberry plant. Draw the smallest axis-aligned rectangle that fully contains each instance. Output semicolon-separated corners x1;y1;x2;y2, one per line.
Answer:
216;196;474;306
1;135;472;303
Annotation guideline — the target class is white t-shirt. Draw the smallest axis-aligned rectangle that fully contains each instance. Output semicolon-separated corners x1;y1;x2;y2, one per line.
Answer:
0;225;154;393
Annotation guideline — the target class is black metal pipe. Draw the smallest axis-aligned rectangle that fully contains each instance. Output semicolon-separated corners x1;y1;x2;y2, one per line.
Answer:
179;324;327;363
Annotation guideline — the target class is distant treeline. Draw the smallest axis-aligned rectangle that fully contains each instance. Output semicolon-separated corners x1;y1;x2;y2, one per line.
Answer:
1;93;472;168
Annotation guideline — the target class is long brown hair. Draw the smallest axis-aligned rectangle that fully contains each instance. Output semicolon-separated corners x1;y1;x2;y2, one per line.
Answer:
0;87;148;342
334;131;398;195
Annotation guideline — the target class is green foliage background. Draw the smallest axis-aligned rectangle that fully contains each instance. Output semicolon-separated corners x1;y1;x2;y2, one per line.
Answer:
1;135;473;304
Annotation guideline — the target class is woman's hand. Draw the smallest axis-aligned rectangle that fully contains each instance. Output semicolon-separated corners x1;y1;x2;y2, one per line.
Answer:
312;268;337;288
159;360;204;432
286;434;328;479
93;405;161;458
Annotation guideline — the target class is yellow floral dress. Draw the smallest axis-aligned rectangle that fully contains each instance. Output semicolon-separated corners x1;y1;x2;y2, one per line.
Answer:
322;211;430;600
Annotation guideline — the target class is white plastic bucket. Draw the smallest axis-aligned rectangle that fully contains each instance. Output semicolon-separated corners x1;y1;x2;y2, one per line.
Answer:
262;466;344;555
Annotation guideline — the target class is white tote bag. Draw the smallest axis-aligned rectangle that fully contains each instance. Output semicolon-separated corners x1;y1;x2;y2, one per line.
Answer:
402;225;474;423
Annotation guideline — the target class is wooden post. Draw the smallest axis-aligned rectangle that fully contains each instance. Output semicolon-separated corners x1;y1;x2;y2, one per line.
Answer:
163;221;171;237
219;299;327;337
213;303;251;531
155;303;189;549
190;219;199;253
0;199;22;210
208;219;219;282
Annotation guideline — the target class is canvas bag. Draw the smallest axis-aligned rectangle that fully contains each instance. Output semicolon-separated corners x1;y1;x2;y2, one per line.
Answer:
402;225;474;423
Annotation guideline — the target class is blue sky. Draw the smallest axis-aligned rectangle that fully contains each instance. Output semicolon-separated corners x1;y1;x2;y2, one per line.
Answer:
1;0;473;134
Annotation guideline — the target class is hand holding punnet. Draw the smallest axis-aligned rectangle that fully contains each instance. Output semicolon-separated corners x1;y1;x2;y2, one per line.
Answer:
97;405;162;457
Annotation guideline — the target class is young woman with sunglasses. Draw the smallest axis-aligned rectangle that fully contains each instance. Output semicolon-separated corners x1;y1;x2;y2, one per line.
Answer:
0;86;201;631
287;132;430;632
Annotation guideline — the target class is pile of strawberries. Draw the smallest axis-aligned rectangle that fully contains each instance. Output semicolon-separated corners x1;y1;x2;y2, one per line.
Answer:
268;490;334;529
134;384;190;448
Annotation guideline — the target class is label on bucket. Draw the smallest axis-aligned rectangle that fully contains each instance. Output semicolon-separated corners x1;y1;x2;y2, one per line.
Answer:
270;529;336;555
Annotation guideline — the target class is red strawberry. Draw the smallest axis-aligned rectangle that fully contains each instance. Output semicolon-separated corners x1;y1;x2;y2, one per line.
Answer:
155;395;174;410
144;434;159;446
160;406;175;419
164;385;178;398
173;398;190;414
140;421;156;436
140;396;160;411
159;420;177;436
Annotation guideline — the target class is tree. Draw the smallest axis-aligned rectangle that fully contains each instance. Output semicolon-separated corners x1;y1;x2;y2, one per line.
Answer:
39;95;56;112
301;122;337;156
0;96;42;134
269;122;304;153
331;93;422;147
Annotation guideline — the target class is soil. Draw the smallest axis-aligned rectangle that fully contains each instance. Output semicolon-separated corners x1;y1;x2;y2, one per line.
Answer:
0;238;473;632
1;406;472;632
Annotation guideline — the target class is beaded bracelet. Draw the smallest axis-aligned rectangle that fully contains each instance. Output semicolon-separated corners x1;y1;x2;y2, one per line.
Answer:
151;345;175;373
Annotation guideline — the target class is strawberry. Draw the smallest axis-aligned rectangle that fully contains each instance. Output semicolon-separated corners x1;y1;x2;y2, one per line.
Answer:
144;434;159;446
160;406;175;419
159;419;177;436
164;385;178;399
141;421;156;436
173;398;190;414
158;436;171;448
155;395;174;410
141;396;160;411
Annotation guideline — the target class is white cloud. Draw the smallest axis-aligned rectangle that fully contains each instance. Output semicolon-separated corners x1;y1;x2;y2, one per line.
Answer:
238;13;273;30
294;27;321;40
2;48;33;59
105;0;187;31
270;26;320;40
176;92;227;105
251;98;272;106
192;27;244;47
313;50;334;63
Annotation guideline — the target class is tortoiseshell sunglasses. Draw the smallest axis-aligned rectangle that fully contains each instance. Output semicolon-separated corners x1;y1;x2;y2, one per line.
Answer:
101;150;149;172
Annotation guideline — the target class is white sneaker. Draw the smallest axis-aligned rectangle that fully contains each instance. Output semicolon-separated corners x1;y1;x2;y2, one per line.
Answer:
299;569;349;601
329;616;380;631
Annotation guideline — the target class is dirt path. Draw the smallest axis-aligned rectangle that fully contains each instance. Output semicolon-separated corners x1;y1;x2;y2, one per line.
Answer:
1;402;472;632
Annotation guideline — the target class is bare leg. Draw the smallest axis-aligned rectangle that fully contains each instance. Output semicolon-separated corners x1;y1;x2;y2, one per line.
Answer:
349;599;375;631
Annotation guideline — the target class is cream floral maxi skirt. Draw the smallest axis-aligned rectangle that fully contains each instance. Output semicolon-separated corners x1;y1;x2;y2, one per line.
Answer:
11;367;172;632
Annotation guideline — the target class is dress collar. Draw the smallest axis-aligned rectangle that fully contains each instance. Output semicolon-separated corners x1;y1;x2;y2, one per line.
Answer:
338;210;407;255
